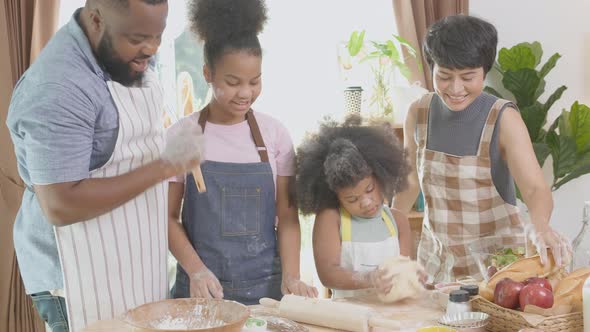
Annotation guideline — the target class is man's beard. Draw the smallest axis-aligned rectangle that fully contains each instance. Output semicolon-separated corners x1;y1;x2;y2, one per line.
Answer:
96;31;144;86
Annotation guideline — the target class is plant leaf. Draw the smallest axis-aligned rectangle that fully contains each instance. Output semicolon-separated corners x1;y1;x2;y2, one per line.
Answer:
360;52;380;64
520;41;543;67
542;86;567;114
502;68;540;106
484;86;504;99
539;53;561;78
533;142;552;167
537;128;548;141
533;78;546;101
568;101;590;155
520;102;547;142
387;40;401;62
553;153;590;190
498;44;537;72
372;41;388;54
547;115;560;134
392;34;418;57
348;30;365;57
492;62;504;75
547;130;578;180
559;109;574;138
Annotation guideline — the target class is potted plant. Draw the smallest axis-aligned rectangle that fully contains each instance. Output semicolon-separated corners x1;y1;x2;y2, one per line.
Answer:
485;42;590;191
338;30;421;122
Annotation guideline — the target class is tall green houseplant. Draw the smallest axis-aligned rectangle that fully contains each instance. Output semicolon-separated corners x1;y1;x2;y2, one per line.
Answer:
486;42;590;190
345;30;419;118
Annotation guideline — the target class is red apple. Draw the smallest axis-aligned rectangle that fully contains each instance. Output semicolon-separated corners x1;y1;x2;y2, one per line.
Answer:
494;278;524;309
519;284;554;309
524;277;552;292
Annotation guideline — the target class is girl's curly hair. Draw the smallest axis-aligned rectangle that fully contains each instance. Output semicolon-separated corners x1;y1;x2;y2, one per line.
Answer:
296;114;409;215
188;0;268;69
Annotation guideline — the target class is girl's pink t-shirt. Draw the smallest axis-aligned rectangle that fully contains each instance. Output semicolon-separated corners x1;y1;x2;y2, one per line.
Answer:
170;111;296;188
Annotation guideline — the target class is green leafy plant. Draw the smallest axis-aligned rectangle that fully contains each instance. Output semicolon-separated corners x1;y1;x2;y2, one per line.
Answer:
490;247;526;268
345;30;420;118
486;42;590;190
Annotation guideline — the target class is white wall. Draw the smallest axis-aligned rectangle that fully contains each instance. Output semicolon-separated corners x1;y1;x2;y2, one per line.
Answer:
258;0;398;144
471;0;590;240
256;0;399;290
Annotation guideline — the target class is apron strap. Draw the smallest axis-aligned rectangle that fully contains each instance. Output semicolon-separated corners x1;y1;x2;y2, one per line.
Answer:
197;107;269;162
197;106;208;131
339;208;352;242
415;93;435;149
246;111;270;163
476;99;513;157
381;208;397;237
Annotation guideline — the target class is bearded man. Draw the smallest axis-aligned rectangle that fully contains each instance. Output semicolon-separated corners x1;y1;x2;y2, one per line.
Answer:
6;1;203;330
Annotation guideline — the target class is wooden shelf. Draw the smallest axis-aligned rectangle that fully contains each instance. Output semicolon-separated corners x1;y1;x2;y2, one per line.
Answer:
408;210;424;219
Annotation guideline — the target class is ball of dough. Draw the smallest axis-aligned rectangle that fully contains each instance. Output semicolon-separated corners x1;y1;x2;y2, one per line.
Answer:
377;256;424;303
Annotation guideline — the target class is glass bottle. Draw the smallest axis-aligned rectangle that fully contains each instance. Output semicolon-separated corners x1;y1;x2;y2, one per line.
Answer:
571;201;590;271
583;276;590;332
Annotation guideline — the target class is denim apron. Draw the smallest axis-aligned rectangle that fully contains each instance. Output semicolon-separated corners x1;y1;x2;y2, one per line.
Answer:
171;108;282;305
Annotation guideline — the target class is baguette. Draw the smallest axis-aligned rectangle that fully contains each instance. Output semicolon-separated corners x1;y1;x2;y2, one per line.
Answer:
478;253;561;301
553;267;590;311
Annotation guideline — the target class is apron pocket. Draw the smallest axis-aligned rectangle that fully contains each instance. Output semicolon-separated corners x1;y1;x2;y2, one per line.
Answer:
221;186;261;236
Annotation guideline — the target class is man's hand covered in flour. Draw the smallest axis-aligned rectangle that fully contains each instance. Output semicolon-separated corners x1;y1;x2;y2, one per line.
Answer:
189;266;223;299
524;223;572;267
161;116;204;173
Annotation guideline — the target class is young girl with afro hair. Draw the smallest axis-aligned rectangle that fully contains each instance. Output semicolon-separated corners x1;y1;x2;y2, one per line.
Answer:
296;114;413;298
167;0;317;305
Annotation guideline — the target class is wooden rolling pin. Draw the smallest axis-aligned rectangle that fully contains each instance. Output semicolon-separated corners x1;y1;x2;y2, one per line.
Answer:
178;73;206;193
192;167;206;193
260;295;401;332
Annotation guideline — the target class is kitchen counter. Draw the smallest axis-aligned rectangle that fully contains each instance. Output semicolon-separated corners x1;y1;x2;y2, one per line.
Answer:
83;293;446;331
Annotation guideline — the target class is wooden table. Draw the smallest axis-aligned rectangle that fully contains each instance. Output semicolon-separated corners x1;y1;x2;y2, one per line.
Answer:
83;293;445;332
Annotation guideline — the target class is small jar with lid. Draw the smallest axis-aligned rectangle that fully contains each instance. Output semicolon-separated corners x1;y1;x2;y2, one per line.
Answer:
460;284;479;297
446;289;471;315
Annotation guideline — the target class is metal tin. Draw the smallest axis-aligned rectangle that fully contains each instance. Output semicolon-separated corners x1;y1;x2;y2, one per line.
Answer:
438;311;490;328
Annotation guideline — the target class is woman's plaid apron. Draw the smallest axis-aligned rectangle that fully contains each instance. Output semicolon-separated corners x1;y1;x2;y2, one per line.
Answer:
415;93;525;283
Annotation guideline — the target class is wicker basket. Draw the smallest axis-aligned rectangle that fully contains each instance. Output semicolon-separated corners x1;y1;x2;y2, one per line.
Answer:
471;296;583;332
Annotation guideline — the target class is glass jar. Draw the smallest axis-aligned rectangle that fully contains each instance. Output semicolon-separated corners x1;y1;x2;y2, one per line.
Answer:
460;284;479;297
572;201;590;271
446;290;471;315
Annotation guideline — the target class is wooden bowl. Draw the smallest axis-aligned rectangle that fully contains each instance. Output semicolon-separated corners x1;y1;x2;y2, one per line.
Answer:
123;298;250;332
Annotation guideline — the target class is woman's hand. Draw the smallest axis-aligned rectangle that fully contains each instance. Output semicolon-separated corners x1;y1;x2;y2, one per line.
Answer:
525;223;572;267
189;266;224;299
